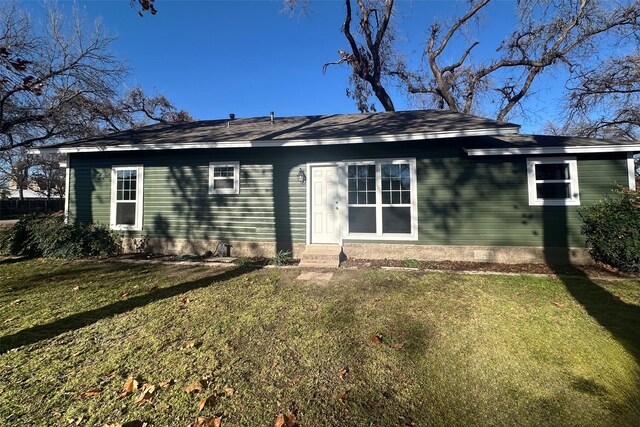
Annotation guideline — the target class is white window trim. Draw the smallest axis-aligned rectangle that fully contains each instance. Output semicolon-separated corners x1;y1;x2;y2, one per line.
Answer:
209;161;240;195
343;158;418;241
110;165;144;231
526;157;580;206
64;154;70;224
628;153;637;190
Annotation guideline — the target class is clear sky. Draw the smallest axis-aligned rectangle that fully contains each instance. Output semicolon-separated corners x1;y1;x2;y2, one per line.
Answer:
24;0;574;133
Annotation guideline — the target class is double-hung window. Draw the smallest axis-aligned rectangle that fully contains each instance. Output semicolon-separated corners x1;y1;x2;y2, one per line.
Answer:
346;159;417;239
209;162;240;194
527;157;580;206
110;166;144;230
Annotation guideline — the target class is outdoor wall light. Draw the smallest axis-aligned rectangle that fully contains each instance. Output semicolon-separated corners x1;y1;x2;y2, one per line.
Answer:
297;168;306;185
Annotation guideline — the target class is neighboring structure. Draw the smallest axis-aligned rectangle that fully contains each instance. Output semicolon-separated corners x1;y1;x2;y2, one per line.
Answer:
30;110;639;265
6;179;62;199
0;179;63;219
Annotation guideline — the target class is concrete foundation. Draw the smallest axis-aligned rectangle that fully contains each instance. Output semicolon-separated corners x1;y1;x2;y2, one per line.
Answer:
341;243;593;265
122;237;306;259
122;238;593;265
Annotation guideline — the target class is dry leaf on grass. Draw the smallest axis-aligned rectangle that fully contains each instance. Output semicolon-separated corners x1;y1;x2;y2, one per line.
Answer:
103;422;148;427
553;301;565;308
337;390;348;404
392;342;405;350
133;384;155;405
72;286;80;291
118;290;131;299
274;411;296;427
192;416;221;427
119;377;139;398
197;394;217;411
182;340;203;349
184;379;205;394
370;333;383;345
158;379;174;389
338;368;348;380
147;286;159;293
75;388;101;399
223;386;235;396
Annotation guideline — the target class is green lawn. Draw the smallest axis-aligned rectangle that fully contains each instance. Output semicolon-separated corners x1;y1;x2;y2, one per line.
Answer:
1;259;639;426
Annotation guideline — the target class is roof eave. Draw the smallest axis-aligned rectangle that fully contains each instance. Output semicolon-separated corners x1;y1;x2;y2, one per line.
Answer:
465;144;639;156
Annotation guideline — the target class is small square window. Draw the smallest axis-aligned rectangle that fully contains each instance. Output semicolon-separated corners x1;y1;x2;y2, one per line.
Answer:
527;157;580;206
209;162;240;195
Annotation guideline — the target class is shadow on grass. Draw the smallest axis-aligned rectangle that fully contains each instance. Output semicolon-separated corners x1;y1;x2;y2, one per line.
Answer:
0;256;30;266
544;206;640;365
0;264;258;354
1;260;159;293
558;272;640;363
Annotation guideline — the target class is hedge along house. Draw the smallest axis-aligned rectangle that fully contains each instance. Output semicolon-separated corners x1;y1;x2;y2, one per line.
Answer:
31;110;638;266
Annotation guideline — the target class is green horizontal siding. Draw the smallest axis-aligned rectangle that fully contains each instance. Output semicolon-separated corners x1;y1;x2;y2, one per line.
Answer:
67;142;630;249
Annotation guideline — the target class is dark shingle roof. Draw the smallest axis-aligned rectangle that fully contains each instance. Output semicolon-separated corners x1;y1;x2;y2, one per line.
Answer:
39;110;519;150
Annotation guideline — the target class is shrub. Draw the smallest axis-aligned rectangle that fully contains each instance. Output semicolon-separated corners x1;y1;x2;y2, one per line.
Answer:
271;250;293;266
1;213;122;259
580;188;640;272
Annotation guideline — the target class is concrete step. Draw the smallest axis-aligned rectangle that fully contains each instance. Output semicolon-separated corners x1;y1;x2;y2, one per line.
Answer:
302;245;342;255
298;261;340;269
299;245;342;268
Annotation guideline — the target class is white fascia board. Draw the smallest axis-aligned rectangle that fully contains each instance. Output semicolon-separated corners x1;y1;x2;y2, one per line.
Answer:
28;126;520;154
466;144;640;156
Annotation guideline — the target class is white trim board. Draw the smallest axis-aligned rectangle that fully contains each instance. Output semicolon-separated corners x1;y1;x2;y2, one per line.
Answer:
64;154;70;224
28;127;519;154
466;144;639;156
629;153;637;190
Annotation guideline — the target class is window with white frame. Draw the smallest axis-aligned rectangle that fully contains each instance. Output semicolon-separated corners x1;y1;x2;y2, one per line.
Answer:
209;162;239;194
346;159;417;238
527;157;580;206
110;166;143;230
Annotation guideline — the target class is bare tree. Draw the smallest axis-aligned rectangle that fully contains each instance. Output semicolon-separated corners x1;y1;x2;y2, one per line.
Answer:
560;54;639;140
0;2;126;152
31;154;66;199
0;148;32;200
131;0;157;17
287;0;638;121
71;86;194;135
0;3;193;203
395;0;640;122
287;0;397;112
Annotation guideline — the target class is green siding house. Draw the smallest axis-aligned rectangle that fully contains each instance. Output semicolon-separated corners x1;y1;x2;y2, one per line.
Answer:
32;110;639;265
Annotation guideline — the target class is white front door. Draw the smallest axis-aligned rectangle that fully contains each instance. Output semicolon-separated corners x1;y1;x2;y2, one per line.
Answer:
311;166;339;244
